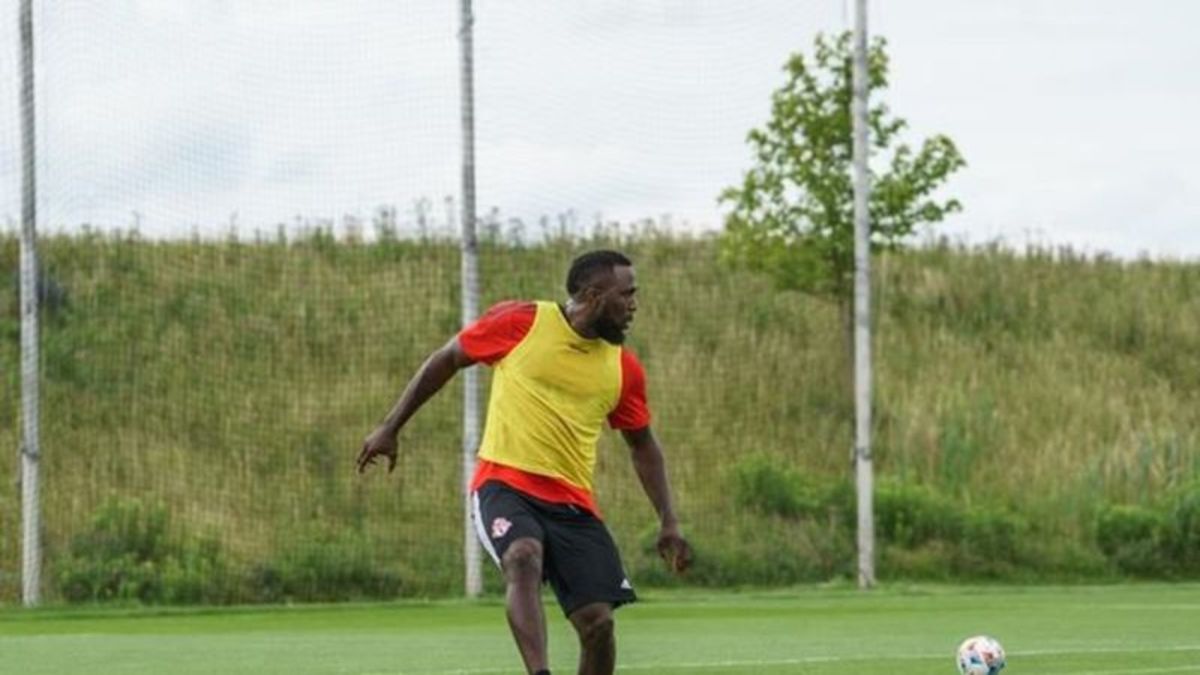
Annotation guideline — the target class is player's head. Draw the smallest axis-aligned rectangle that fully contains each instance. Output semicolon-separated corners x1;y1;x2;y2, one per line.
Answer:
566;249;637;345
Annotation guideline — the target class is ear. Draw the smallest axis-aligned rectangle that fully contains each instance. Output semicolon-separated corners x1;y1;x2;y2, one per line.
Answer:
578;284;603;306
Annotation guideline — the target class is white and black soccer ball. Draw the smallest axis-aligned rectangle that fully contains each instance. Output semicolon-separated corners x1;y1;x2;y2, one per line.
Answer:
957;635;1006;675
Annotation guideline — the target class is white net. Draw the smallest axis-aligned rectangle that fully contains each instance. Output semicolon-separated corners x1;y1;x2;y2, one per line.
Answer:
3;2;854;603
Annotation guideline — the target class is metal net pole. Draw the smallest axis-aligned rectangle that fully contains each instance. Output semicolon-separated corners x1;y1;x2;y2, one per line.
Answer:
459;0;483;598
18;0;42;608
852;0;876;589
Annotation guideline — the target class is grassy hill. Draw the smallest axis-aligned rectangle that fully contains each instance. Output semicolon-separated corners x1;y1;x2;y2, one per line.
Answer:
2;231;1198;603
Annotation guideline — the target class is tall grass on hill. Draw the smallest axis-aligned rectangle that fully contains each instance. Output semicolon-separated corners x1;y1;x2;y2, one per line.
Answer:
2;230;1199;603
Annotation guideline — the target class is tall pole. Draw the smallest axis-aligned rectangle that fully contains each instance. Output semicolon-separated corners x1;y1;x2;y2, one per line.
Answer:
851;0;876;589
458;0;483;598
19;0;42;607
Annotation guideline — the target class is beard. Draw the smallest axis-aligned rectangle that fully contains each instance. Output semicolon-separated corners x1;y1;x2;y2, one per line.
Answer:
593;315;627;345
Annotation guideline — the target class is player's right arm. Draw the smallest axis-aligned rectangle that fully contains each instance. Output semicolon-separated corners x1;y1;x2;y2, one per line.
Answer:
357;300;536;475
356;337;475;474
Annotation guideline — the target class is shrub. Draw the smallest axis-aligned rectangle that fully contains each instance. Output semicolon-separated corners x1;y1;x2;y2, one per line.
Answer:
952;507;1029;576
56;498;228;603
1096;504;1170;576
730;455;822;518
725;459;1044;579
873;481;964;548
1156;478;1200;571
631;517;852;587
249;530;404;603
1094;484;1200;578
1161;483;1200;574
730;454;852;522
961;507;1026;561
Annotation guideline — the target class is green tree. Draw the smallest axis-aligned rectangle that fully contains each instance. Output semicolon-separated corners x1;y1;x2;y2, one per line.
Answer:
720;32;965;301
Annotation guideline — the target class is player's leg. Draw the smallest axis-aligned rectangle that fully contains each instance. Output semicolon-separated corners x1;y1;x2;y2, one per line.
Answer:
568;601;615;675
472;483;550;674
503;537;549;674
541;508;636;675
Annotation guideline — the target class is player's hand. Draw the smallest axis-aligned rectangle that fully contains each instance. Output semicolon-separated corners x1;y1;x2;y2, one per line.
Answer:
656;521;692;575
357;427;399;474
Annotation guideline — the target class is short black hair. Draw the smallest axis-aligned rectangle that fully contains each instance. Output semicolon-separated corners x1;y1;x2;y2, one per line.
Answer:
566;250;632;297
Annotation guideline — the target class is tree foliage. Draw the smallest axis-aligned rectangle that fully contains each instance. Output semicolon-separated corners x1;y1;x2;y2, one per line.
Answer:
720;32;966;299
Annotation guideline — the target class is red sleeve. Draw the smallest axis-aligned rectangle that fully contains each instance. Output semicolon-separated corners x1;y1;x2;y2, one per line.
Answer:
608;349;652;430
457;301;536;365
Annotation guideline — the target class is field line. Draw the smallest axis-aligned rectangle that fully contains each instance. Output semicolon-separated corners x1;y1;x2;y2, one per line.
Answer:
1020;645;1200;657
1065;662;1200;667
358;644;1200;675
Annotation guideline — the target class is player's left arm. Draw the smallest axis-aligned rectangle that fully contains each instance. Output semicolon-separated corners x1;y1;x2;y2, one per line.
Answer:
623;426;692;574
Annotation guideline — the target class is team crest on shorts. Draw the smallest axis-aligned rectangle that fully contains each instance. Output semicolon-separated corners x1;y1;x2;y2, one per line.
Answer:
491;517;513;539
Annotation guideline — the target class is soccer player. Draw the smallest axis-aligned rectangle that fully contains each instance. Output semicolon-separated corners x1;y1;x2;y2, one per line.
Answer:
357;249;692;675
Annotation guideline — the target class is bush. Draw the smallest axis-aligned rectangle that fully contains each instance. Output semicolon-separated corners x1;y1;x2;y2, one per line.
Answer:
726;458;1046;579
730;454;826;518
1096;504;1170;576
952;507;1029;576
961;507;1026;560
56;498;229;603
873;481;964;548
1095;486;1200;578
729;455;854;524
1163;483;1200;573
249;530;404;603
631;517;852;587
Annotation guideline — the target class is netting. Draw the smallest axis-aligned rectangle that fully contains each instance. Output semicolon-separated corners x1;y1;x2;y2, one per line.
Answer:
6;2;1200;605
1;2;855;603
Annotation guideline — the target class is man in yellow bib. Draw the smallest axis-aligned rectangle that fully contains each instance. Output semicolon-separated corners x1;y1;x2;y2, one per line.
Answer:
357;250;691;675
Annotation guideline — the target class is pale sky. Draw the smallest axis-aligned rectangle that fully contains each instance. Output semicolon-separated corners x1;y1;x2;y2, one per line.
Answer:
1;1;1197;258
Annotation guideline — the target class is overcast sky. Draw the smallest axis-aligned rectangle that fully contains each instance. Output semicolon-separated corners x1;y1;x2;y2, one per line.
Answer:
1;1;1197;258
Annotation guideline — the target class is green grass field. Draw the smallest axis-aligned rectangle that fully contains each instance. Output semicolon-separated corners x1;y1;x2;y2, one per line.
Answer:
3;584;1199;674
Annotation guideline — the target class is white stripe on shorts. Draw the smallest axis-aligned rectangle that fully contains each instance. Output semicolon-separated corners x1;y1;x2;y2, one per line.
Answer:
471;490;502;566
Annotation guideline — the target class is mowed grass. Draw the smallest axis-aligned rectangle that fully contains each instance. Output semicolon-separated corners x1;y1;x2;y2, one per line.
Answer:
3;584;1199;674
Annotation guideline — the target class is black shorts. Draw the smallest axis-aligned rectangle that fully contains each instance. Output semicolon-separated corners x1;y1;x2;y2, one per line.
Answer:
471;481;637;616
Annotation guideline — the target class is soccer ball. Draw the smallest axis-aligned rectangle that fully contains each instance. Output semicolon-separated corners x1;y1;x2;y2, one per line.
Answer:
957;635;1006;675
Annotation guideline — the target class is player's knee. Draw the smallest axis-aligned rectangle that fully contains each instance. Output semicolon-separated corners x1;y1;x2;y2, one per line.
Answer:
573;605;614;647
584;615;614;646
501;538;543;580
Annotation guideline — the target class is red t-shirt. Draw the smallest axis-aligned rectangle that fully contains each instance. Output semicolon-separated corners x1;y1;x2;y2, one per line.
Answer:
459;300;651;515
